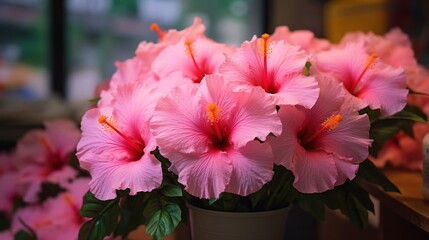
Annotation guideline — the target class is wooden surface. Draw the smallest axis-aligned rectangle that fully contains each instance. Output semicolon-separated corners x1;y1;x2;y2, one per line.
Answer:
362;169;429;233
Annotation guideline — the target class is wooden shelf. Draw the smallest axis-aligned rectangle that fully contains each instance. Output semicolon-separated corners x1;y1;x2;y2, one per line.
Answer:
362;169;429;233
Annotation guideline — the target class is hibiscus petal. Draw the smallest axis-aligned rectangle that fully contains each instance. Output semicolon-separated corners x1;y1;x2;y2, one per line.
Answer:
224;141;274;196
267;105;305;168
228;86;282;146
165;149;233;199
81;152;162;200
321;111;371;164
292;148;338;193
357;66;408;116
332;154;359;186
151;83;210;153
275;74;319;108
77;108;132;161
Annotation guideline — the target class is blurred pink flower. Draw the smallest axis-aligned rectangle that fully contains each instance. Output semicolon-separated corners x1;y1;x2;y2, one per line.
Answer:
315;42;408;116
12;178;89;240
340;28;417;69
151;75;282;198
220;34;319;108
267;76;372;193
271;26;331;53
77;81;165;200
370;123;428;170
14;119;81;202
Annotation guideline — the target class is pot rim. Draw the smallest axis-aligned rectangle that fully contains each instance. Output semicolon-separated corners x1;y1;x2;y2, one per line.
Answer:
186;202;291;218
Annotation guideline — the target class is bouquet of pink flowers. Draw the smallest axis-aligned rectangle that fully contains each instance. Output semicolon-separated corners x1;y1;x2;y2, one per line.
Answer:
74;18;426;240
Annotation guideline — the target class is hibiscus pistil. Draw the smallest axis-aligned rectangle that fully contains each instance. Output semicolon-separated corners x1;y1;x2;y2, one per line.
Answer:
98;115;143;154
150;23;165;42
185;40;204;82
302;113;343;146
207;102;224;144
350;53;377;94
258;33;273;92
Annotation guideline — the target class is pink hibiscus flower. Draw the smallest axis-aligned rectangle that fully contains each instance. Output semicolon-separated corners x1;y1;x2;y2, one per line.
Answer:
315;42;408;116
267;76;372;193
220;34;319;108
14;119;81;202
152;37;233;83
150;75;282;198
77;81;164;200
270;26;331;53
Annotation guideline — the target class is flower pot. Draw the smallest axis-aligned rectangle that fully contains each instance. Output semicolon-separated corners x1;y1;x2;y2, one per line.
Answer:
187;204;290;240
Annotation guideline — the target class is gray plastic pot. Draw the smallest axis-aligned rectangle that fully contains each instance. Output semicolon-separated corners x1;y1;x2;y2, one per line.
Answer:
187;204;290;240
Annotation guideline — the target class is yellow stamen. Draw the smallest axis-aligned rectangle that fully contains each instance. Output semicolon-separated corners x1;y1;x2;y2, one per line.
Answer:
150;23;165;41
207;103;223;143
185;40;204;81
322;114;343;131
303;114;343;146
351;53;378;93
207;102;221;123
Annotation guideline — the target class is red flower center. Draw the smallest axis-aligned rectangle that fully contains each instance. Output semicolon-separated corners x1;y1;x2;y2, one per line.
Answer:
98;115;145;161
299;114;343;150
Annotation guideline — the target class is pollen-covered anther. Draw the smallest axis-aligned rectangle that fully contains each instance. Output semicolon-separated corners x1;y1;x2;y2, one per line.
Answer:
207;102;221;123
185;40;194;56
206;102;223;143
150;23;165;41
322;114;343;131
258;33;272;57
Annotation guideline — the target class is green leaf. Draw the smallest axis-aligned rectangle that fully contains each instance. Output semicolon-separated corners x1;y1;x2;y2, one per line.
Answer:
160;184;183;198
297;194;325;220
143;196;182;240
347;181;374;213
381;106;426;123
408;88;429;96
357;159;400;192
37;182;66;202
88;97;100;103
78;204;120;240
14;230;36;240
302;61;312;76
208;198;219;206
345;194;369;229
78;192;121;240
80;191;115;218
114;194;147;237
0;212;10;231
